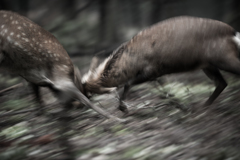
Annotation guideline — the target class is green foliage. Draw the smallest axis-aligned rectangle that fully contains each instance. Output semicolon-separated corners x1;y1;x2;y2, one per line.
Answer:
150;81;214;108
123;146;144;159
0;122;29;139
0;99;30;110
0;146;28;160
0;75;21;88
111;124;129;136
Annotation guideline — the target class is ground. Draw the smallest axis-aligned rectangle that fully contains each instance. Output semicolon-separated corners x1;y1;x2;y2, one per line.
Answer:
1;56;240;160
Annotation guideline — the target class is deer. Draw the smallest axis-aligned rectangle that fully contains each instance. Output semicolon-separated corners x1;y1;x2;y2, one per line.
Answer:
0;10;122;121
82;16;240;114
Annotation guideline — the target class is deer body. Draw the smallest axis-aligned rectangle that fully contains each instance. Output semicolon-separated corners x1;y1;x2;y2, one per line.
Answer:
0;10;119;120
83;16;240;112
0;11;73;87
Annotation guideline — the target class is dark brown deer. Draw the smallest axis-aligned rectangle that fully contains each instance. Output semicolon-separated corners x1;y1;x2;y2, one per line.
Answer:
0;10;121;121
82;16;240;113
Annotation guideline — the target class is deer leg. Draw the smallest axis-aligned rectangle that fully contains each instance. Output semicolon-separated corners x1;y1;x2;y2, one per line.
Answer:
202;67;227;106
118;74;153;113
118;84;131;113
30;83;45;115
204;52;240;105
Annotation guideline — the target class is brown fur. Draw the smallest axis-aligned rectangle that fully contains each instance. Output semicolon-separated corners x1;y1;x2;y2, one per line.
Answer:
0;10;117;120
83;16;240;107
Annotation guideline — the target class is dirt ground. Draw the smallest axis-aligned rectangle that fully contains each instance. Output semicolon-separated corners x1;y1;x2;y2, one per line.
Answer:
1;57;240;160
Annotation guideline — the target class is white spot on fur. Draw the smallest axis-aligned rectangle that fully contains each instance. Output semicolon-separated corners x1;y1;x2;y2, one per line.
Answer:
10;32;14;36
63;65;68;69
10;16;12;20
15;21;18;24
22;33;26;36
7;36;11;42
1;25;4;28
17;34;20;38
3;14;7;17
17;26;21;30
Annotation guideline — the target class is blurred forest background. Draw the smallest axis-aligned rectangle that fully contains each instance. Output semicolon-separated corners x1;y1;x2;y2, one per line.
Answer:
0;0;239;56
1;1;240;160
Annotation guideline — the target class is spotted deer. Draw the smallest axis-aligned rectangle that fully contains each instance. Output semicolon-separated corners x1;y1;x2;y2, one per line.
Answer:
82;16;240;113
0;10;121;121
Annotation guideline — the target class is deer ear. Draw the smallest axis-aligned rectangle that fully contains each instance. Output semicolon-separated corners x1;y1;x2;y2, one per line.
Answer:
99;87;117;93
89;56;99;71
89;50;106;71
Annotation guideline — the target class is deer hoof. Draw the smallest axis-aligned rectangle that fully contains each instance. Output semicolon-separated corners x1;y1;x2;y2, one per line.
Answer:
119;102;129;114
